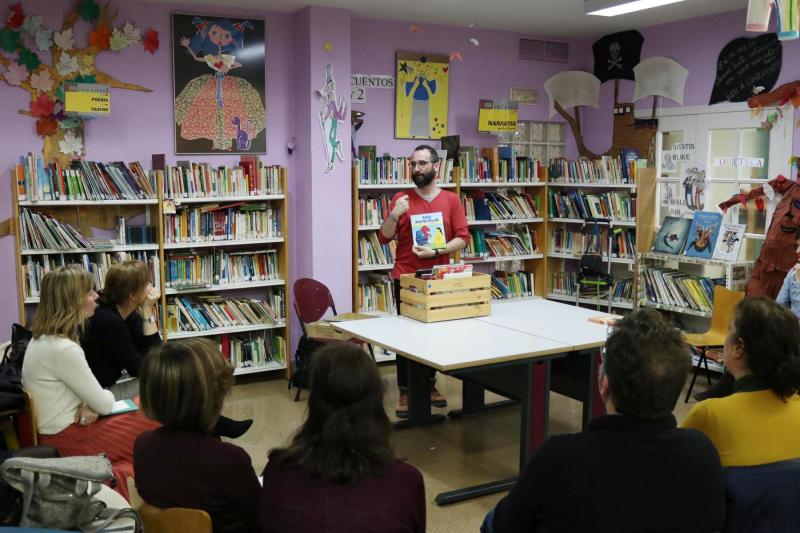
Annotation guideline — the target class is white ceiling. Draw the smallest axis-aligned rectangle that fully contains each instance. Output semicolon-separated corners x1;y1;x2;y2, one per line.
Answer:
149;0;748;38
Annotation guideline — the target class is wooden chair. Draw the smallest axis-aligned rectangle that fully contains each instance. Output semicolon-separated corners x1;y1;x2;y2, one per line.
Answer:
128;477;212;533
683;285;744;402
0;389;39;450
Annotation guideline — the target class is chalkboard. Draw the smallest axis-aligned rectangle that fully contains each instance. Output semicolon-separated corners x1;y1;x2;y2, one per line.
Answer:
709;33;782;105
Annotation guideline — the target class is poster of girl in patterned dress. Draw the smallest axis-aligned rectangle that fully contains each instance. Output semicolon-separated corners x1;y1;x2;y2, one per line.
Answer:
172;14;266;154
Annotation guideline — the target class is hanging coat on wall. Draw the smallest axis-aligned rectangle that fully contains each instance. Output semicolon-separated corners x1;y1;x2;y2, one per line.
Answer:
592;30;644;83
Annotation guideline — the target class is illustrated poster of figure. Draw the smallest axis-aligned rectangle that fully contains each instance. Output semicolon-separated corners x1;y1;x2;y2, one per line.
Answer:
314;64;347;173
395;51;449;140
172;14;266;154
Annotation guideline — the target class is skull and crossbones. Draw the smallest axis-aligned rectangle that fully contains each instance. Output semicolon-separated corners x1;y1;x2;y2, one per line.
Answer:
607;42;622;70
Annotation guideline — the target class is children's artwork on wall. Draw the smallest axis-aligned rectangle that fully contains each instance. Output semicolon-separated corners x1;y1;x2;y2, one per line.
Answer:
684;211;722;259
314;64;347;173
747;0;799;40
633;57;688;105
0;0;156;166
661;165;705;217
592;30;643;83
172;13;266;154
395;51;449;140
709;33;782;105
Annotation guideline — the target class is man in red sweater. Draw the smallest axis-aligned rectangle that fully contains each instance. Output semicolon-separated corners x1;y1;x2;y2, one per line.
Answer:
379;145;469;417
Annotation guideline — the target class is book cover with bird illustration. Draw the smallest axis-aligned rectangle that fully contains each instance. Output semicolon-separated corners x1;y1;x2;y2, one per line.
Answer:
410;212;447;250
684;211;722;259
652;215;692;255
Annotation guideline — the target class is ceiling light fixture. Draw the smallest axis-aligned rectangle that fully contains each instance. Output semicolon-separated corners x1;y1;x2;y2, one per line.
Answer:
586;0;687;17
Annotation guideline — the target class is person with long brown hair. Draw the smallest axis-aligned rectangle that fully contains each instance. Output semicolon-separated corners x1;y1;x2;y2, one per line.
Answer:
260;343;425;532
134;338;261;533
21;265;159;500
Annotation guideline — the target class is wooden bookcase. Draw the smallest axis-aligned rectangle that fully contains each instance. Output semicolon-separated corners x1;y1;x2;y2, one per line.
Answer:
11;155;290;378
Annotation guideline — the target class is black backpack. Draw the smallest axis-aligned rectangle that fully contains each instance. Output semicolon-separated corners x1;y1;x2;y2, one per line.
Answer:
288;335;324;401
0;324;30;412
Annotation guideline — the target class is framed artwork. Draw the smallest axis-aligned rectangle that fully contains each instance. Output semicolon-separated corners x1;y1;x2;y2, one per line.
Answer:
172;13;266;154
395;51;449;140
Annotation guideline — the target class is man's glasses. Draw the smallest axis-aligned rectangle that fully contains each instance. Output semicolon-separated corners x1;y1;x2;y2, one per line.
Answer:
410;161;432;169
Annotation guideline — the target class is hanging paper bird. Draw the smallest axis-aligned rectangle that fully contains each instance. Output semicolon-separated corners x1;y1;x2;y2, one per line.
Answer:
449;51;463;61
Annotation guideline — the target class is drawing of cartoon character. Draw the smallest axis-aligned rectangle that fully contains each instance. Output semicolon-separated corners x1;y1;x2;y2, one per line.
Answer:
405;63;437;138
175;17;265;151
432;227;446;249
314;64;347;172
415;225;431;246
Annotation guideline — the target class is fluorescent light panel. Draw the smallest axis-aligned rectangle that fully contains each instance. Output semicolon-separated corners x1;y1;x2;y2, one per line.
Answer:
586;0;687;17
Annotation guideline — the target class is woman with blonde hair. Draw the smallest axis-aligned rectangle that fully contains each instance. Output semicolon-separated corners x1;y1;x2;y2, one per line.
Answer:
22;265;159;499
134;338;261;533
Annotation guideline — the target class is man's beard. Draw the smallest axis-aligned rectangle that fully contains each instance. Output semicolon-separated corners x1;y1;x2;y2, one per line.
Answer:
413;169;436;188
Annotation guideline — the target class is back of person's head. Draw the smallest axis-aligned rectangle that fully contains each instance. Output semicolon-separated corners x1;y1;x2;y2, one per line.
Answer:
603;308;690;419
268;343;393;485
31;265;94;342
98;260;151;307
731;297;800;399
140;338;234;434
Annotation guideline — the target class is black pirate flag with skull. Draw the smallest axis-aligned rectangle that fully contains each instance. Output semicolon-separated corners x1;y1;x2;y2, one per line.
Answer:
592;30;644;83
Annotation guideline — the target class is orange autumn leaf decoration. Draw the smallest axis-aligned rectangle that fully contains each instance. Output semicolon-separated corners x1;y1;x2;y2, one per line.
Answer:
30;92;54;117
89;24;110;50
35;117;58;136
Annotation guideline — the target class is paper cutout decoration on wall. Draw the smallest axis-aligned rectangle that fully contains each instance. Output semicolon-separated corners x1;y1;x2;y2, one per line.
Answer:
746;0;799;40
395;51;449;140
544;71;600;118
315;64;347;172
710;33;782;105
633;57;689;104
592;30;643;83
173;14;266;154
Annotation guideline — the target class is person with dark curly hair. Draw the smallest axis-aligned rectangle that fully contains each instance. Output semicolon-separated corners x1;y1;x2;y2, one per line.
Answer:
260;343;425;532
485;308;725;533
683;297;800;466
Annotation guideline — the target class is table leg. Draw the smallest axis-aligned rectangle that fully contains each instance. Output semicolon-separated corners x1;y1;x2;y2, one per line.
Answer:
447;381;517;420
395;359;446;430
582;350;606;428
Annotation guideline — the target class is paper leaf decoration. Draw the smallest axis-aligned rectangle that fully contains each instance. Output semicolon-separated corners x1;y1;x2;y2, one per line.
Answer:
36;117;58;136
59;117;81;129
78;54;95;76
0;28;22;52
30;92;54;117
29;69;54;92
59;130;83;155
53;29;74;50
544;71;601;118
6;3;24;29
89;25;110;50
143;28;159;53
122;22;140;44
56;52;79;76
110;28;128;51
35;27;53;51
18;48;42;71
469;38;479;47
633;57;689;104
78;0;100;22
3;62;28;86
22;14;42;35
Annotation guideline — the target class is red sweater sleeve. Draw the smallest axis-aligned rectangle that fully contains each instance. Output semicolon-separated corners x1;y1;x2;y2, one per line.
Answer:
449;193;470;242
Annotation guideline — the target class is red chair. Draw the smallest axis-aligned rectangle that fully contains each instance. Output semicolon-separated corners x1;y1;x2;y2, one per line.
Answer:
293;278;375;360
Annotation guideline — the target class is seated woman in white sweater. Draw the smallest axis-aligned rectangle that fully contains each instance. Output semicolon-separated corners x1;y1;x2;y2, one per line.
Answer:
22;265;159;500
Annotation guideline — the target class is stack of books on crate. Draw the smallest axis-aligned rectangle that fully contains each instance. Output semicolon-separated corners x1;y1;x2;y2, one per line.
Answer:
166;294;285;333
464;227;537;259
548;156;631;184
162;160;282;198
164;203;281;244
491;270;534;299
357;234;396;266
357;274;396;313
220;334;286;368
165;249;279;288
642;268;721;313
357;194;392;226
16;153;156;201
548;190;634;220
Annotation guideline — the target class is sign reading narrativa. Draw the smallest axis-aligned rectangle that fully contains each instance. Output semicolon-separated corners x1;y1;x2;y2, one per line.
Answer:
478;99;518;133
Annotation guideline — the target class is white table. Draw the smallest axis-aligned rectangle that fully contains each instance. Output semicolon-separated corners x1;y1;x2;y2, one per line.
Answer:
334;299;613;505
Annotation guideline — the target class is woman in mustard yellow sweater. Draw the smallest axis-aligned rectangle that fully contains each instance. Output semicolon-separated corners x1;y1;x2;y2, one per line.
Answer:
682;297;800;466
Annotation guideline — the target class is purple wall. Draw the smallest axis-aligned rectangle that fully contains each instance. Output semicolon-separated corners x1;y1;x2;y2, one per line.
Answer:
579;9;800;155
350;18;583;158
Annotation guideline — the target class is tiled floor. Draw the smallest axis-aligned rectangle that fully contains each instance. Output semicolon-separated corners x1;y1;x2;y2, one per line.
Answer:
224;363;708;533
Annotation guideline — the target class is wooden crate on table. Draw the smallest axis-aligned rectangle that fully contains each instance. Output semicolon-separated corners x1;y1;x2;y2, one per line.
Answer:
399;272;491;323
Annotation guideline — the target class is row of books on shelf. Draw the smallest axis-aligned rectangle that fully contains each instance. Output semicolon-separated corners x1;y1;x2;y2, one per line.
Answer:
23;252;159;298
220;333;286;369
354;146;455;185
20;208;91;251
162;159;282;199
165;293;285;334
548;190;634;221
491;270;534;299
458;146;545;183
358;234;396;266
551;228;637;259
165;249;279;288
463;190;540;222
642;268;720;313
357;194;392;226
357;274;396;313
165;203;281;244
550;272;633;303
16;153;156;202
117;220;156;245
548;156;636;184
463;227;537;259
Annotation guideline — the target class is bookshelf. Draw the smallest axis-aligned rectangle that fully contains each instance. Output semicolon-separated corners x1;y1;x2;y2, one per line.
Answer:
11;153;290;378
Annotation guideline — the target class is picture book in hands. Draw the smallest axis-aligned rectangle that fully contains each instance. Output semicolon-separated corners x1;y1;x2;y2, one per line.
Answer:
410;212;447;250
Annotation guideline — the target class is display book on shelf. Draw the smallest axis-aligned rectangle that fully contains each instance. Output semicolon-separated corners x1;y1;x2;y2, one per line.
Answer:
11;152;290;378
546;161;656;313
